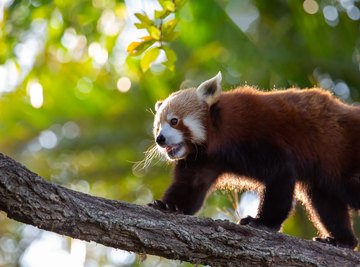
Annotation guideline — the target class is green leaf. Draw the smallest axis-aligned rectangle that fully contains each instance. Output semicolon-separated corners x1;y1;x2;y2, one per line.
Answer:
134;23;149;29
161;19;179;41
163;1;175;11
148;26;161;40
162;31;180;42
127;38;156;56
162;46;177;71
127;42;142;53
158;0;175;11
134;13;153;26
154;9;171;19
140;47;161;72
140;36;155;41
161;18;177;34
158;0;165;7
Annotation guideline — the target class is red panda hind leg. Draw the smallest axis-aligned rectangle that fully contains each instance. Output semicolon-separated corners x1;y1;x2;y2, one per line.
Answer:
303;187;358;249
240;167;296;231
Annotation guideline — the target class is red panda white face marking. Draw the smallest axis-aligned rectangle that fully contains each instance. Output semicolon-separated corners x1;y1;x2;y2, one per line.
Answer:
183;115;206;143
156;122;186;159
154;72;222;160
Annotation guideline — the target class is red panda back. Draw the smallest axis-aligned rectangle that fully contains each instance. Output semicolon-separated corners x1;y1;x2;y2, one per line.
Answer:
207;86;360;182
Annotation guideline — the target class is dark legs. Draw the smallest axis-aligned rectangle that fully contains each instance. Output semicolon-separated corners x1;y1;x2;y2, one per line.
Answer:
163;181;211;214
149;159;219;215
240;172;296;231
148;180;212;215
258;177;296;229
304;188;358;249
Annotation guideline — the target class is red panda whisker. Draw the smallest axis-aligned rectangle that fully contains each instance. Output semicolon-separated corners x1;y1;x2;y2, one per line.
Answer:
134;143;165;172
146;108;155;116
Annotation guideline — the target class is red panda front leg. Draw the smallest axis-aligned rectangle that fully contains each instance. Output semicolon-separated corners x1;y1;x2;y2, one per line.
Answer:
240;171;296;231
157;180;210;215
149;179;212;215
149;160;218;215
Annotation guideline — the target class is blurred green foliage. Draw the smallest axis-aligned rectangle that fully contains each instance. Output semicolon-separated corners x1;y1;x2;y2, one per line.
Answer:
0;0;359;266
127;0;185;71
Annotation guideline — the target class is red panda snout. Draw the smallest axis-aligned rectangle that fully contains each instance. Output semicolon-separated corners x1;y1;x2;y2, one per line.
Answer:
155;134;166;146
155;122;187;160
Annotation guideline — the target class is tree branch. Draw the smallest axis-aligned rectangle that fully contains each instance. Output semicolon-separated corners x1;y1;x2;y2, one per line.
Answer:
0;153;359;266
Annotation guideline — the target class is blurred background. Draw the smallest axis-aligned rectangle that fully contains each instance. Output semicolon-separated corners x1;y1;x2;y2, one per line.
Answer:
0;0;360;266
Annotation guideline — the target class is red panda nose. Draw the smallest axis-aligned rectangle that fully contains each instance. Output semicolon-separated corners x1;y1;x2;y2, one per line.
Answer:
156;134;166;146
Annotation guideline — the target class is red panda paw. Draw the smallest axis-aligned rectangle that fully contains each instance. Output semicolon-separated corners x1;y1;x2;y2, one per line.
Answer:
239;216;261;227
148;200;183;214
313;236;357;249
313;236;337;246
239;216;280;232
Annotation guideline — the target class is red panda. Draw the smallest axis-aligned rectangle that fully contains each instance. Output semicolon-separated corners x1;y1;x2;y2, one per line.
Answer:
148;72;360;249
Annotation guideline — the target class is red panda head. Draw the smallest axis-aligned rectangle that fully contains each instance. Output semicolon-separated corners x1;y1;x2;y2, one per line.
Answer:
154;72;222;160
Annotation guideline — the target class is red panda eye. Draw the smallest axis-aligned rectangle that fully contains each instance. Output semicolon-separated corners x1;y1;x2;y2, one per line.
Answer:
170;118;178;126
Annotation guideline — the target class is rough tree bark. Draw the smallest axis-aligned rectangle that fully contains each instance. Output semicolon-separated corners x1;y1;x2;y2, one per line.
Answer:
0;153;359;266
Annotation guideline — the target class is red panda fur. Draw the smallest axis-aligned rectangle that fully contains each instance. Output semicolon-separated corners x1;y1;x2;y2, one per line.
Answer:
149;72;360;249
210;87;358;180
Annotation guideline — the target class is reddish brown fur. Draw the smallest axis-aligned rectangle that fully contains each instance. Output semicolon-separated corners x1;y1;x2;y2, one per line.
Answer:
209;87;360;181
150;80;360;249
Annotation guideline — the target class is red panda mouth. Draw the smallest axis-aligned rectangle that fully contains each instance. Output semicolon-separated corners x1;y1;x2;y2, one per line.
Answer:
164;143;184;157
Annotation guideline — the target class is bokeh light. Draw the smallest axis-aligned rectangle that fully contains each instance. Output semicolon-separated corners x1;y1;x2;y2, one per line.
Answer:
88;42;108;66
347;5;360;20
98;9;123;36
27;81;44;109
117;77;132;93
0;60;19;94
323;5;339;26
38;130;58;149
62;122;81;139
303;0;319;14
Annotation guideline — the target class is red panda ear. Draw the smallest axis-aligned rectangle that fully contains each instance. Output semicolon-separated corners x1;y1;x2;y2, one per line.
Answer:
155;101;163;111
196;71;222;106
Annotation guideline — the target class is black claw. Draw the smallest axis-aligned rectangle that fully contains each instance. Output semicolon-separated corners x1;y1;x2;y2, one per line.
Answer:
148;200;166;210
148;200;183;214
239;216;256;226
239;216;280;232
314;236;337;246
